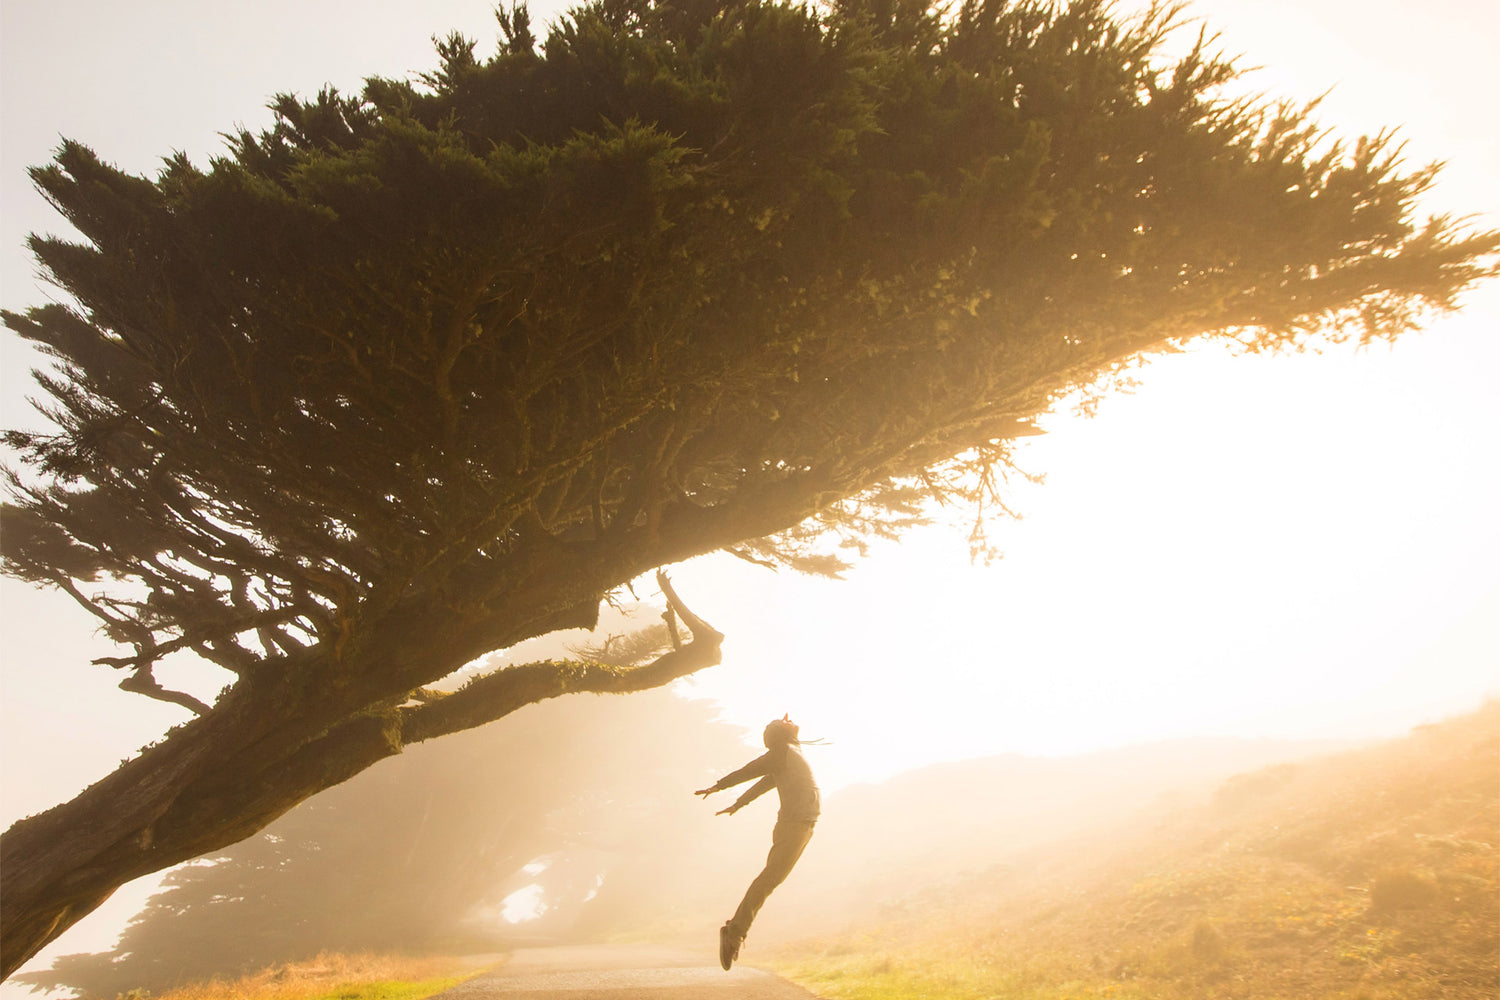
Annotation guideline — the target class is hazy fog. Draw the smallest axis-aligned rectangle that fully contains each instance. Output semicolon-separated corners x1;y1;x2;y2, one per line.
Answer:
3;0;1499;991
14;665;1396;996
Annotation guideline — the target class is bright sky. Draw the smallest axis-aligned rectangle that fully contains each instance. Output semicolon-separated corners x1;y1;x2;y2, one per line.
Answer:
1;0;1498;970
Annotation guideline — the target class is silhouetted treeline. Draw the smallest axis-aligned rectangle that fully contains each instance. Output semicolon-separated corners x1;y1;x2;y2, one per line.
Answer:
24;680;1362;994
21;681;749;995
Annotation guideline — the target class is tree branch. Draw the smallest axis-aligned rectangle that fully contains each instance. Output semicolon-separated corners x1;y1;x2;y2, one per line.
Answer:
401;570;721;744
117;667;212;716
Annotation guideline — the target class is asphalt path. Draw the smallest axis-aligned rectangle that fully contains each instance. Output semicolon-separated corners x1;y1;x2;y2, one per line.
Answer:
436;943;823;1000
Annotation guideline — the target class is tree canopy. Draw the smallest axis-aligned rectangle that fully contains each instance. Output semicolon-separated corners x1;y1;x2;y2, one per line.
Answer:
2;0;1494;976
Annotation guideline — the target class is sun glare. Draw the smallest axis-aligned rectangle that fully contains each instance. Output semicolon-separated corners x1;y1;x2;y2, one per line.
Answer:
499;884;547;924
676;325;1500;791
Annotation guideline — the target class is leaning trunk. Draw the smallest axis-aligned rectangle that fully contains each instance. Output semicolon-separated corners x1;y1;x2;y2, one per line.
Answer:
0;677;404;977
1;564;727;979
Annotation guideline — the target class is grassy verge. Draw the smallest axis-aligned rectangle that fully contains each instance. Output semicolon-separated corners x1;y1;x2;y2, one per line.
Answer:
139;952;498;1000
766;706;1499;1000
768;932;1156;1000
770;863;1497;1000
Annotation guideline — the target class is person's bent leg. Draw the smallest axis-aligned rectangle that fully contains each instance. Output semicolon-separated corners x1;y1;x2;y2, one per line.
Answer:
728;819;816;938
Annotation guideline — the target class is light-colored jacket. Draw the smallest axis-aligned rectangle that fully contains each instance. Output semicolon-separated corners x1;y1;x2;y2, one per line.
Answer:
711;745;820;822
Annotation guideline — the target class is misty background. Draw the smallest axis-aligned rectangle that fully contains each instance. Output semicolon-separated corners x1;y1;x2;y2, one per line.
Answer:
16;616;1494;998
2;0;1498;991
4;642;1377;996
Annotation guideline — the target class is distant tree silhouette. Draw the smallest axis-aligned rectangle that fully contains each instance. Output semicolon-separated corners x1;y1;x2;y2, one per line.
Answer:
2;0;1495;974
20;674;747;995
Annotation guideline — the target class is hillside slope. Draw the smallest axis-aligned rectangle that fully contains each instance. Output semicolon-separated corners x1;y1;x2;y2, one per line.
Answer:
774;702;1500;1000
587;733;1355;946
753;735;1353;940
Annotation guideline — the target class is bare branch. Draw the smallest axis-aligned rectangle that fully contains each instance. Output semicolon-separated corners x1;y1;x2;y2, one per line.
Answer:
655;568;721;644
401;573;722;743
117;668;211;716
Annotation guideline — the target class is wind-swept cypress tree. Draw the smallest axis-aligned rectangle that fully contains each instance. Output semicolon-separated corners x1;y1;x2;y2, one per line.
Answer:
2;0;1494;974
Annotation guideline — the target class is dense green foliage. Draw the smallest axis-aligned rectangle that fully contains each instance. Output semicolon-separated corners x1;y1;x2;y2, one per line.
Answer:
773;703;1500;1000
5;0;1492;689
1;0;1494;975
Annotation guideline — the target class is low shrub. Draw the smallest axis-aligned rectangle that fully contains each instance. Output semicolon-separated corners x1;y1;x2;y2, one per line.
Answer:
1369;869;1439;912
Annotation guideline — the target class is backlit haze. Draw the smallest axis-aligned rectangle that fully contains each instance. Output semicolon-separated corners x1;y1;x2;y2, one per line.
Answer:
1;0;1497;979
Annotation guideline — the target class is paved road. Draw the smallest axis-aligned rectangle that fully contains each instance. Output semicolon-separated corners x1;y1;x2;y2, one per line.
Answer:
436;943;822;999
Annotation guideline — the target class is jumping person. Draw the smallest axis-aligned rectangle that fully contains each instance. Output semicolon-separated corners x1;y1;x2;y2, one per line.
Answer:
695;714;820;970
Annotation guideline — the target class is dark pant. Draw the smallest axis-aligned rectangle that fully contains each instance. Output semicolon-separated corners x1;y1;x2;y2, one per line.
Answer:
729;818;816;936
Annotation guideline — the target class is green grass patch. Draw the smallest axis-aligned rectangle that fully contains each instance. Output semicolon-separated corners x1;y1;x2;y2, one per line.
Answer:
770;948;1156;1000
300;973;474;1000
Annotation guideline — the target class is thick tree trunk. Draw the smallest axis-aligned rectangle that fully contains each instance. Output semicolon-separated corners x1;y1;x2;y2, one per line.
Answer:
0;669;406;978
0;572;723;980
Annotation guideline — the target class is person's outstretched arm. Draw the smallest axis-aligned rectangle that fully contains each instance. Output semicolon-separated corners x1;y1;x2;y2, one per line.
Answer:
694;752;771;797
717;775;774;815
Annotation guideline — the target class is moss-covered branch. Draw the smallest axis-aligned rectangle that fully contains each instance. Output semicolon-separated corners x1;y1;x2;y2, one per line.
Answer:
401;572;722;744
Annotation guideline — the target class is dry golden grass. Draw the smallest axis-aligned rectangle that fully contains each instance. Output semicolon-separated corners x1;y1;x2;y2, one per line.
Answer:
138;952;497;1000
770;704;1500;1000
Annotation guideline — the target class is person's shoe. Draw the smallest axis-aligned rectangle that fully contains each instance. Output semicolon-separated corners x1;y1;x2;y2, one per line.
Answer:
719;921;743;970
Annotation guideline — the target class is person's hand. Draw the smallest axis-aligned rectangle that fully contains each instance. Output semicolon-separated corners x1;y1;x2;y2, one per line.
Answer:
716;804;738;816
694;786;715;797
